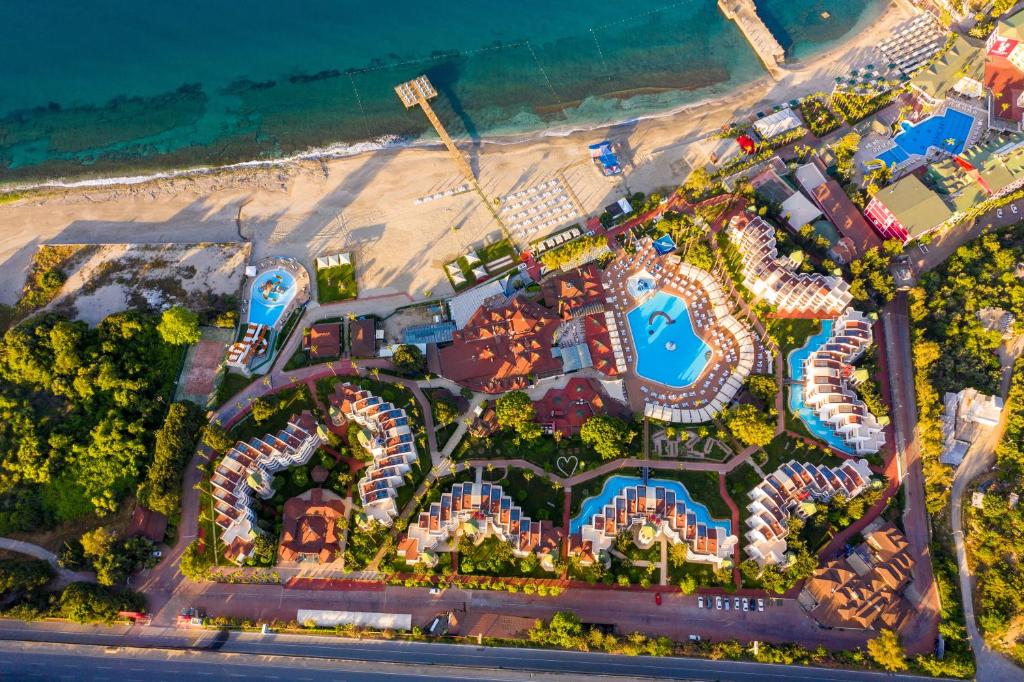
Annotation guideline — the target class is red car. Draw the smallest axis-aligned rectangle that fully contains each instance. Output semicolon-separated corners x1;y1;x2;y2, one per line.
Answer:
655;592;662;605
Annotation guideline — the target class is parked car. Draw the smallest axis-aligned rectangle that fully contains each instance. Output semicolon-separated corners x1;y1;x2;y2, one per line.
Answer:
742;599;749;612
697;596;704;609
715;596;722;610
655;592;662;606
151;550;163;558
1013;204;1020;215
724;599;730;611
733;597;740;610
688;634;701;641
428;587;442;595
998;208;1005;218
758;599;766;612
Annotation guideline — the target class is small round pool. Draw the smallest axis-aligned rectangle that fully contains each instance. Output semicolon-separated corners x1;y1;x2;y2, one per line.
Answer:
248;268;297;328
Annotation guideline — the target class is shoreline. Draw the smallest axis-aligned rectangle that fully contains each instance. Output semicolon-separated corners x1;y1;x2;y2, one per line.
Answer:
0;1;906;195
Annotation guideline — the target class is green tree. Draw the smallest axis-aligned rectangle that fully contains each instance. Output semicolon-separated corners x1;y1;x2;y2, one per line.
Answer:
392;344;425;375
433;396;458;426
250;398;274;424
138;401;204;516
0;559;53;595
495;391;541;440
724;404;775;447
80;526;118;559
157;306;201;346
746;374;777;403
201;422;236;454
579;415;633;460
58;582;144;623
866;629;908;672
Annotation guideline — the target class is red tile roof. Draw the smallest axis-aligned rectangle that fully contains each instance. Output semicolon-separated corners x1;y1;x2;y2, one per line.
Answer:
812;181;881;257
350;319;377;358
438;296;562;392
532;377;626;436
985;55;1024;122
541;263;606;319
303;323;341;358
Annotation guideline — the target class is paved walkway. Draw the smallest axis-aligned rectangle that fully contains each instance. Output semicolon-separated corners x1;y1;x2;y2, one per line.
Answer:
0;538;95;586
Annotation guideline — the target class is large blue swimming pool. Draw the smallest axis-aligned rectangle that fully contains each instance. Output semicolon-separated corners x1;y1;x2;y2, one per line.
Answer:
248;268;296;328
627;290;710;388
787;320;855;455
876;108;975;167
570;474;731;535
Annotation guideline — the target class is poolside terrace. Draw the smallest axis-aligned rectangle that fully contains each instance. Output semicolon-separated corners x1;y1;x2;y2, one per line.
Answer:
601;237;770;423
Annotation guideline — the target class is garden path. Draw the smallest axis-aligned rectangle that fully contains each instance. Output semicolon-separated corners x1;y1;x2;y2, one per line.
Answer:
0;537;96;587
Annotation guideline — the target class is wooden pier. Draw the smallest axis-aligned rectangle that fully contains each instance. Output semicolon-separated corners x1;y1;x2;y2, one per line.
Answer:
718;0;785;80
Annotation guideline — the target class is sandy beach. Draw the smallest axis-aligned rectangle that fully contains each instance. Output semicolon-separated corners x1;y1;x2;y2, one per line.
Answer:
0;0;913;310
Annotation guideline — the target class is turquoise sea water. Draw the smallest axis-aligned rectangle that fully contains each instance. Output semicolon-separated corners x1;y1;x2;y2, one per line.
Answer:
0;0;884;183
570;474;732;534
628;290;710;388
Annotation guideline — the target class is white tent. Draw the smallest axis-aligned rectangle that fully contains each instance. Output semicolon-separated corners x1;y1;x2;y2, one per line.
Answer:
451;271;467;286
465;250;481;265
316;252;352;270
472;265;488;280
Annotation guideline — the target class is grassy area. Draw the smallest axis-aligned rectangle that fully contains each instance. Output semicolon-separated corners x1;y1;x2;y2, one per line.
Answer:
316;263;357;303
495;468;562;523
229;385;315;443
444;239;518;292
435;423;460;451
216;370;255;406
724;461;761;508
766;317;821;358
759;432;843;473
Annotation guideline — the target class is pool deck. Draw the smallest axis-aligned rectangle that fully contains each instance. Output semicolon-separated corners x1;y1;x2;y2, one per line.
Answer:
241;256;312;330
601;238;772;421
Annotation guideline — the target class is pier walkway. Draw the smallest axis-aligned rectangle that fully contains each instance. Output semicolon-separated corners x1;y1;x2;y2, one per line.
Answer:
718;0;785;79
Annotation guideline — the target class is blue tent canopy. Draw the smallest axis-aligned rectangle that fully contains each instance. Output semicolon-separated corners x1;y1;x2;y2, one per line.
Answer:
589;140;622;176
652;234;677;255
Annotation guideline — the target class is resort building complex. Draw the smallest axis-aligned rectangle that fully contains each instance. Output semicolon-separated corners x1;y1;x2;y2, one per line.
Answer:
572;480;737;570
745;458;874;566
798;308;886;455
209;413;323;563
328;384;418;525
226;323;270;374
940;387;1005;466
727;215;853;315
398;480;554;570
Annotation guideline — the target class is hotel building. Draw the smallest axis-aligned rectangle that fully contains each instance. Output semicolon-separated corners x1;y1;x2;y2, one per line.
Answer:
800;308;887;455
328;383;419;525
745;458;874;567
727;215;853;315
210;412;323;563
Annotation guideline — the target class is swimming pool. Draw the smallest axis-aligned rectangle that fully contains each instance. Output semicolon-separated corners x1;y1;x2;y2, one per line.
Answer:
248;268;297;328
570;474;731;535
876;108;975;167
787;320;855;455
627;290;710;388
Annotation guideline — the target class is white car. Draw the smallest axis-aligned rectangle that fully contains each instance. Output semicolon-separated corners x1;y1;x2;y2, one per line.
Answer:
733;597;740;610
697;596;704;609
724;599;730;611
742;599;749;612
715;596;722;610
998;208;1004;218
688;634;701;641
1013;204;1020;214
757;599;765;612
428;587;441;595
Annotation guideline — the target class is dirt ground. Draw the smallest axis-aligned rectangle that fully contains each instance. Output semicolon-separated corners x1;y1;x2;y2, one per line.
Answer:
43;242;250;325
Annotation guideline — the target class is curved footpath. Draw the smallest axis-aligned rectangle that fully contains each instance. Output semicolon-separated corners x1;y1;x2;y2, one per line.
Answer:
0;538;95;586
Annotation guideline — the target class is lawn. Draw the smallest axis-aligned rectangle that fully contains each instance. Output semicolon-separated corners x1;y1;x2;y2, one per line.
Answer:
495;468;562;523
229;385;315;443
724;461;761;507
455;428;622;476
316;263;358;303
274;308;304;351
216;370;255;406
444;238;518;292
759;432;843;473
767;317;821;358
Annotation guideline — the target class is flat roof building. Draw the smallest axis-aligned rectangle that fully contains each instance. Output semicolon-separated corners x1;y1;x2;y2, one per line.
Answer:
863;174;952;243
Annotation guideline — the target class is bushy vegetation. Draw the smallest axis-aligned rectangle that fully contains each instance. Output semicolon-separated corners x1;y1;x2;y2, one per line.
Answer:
392;344;426;377
724;403;775;447
579;415;634;460
0;559;53;596
800;95;841;137
0;312;188;532
830;89;900;125
137;401;205;517
495;390;542;440
540;235;608;271
60;526;160;586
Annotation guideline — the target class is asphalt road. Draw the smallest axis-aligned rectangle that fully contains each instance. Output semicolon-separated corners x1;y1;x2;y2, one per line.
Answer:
0;635;952;682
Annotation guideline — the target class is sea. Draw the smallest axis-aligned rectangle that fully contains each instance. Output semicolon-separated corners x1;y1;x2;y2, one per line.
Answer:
0;0;886;185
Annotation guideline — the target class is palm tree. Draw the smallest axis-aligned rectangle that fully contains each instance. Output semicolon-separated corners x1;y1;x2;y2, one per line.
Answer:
370;367;380;381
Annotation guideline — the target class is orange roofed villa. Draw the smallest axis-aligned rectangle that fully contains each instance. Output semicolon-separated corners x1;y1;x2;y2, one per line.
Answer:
397;478;560;571
745;459;874;567
727;214;853;316
278;488;346;564
571;482;737;570
328;383;418;526
800;520;918;633
209;412;324;563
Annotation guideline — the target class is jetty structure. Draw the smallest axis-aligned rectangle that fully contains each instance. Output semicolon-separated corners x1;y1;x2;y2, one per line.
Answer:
718;0;785;79
395;74;509;234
